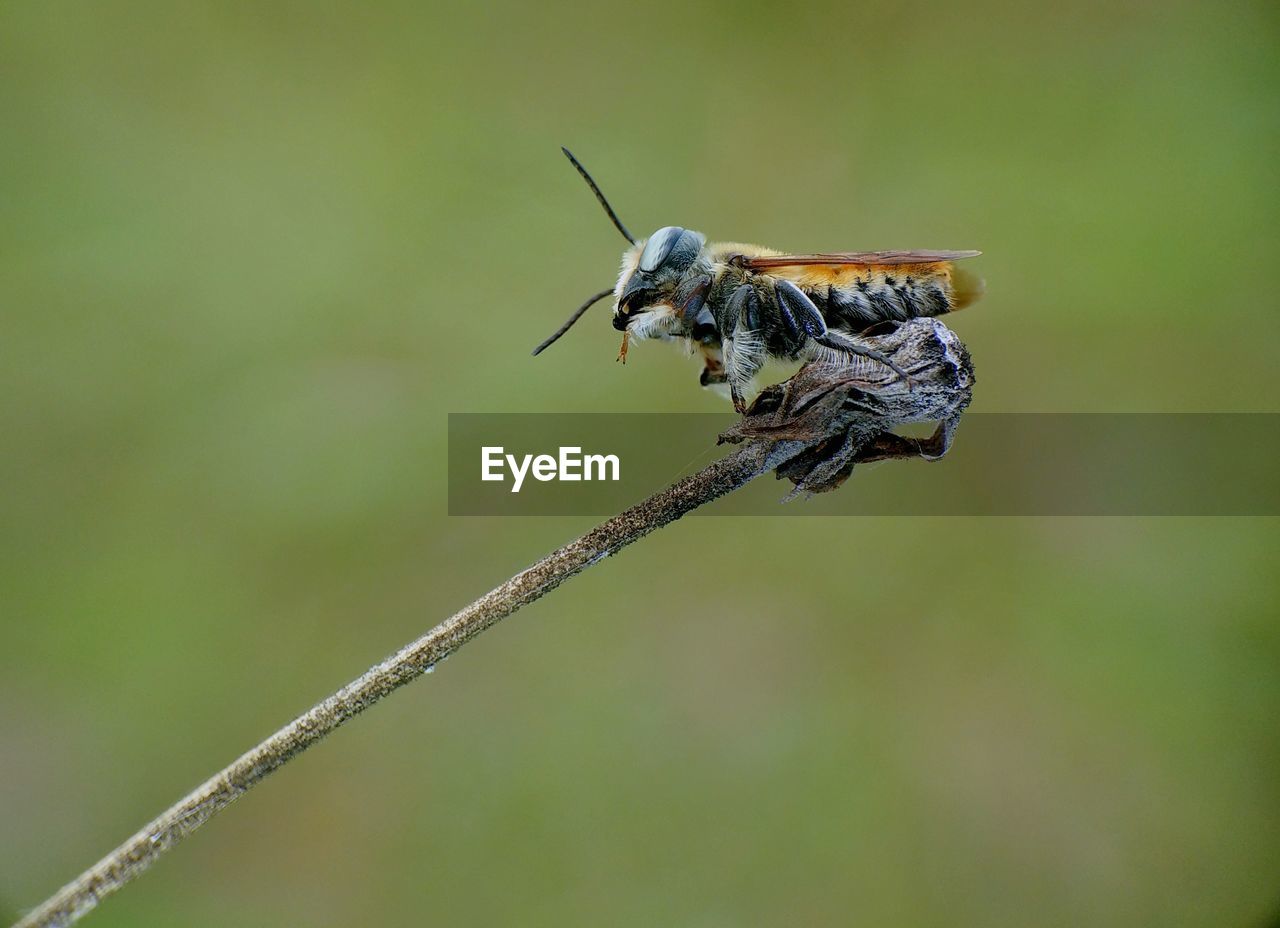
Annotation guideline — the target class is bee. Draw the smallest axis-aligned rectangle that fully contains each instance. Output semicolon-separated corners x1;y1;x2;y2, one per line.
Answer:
534;149;983;412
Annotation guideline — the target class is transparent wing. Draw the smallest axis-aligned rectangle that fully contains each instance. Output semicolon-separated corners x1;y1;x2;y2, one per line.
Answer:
742;249;980;270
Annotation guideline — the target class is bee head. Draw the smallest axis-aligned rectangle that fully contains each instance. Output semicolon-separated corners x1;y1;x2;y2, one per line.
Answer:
532;151;713;357
614;226;706;332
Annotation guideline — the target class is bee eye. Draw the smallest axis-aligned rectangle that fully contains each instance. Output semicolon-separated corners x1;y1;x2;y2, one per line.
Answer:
638;226;705;276
638;226;685;272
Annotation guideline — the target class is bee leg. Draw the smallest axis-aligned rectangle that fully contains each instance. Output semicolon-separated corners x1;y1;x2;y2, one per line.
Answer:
814;330;915;388
775;280;827;338
723;342;761;416
714;344;748;415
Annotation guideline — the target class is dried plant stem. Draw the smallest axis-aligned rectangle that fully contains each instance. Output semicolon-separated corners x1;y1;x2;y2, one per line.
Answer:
15;317;974;928
13;440;794;928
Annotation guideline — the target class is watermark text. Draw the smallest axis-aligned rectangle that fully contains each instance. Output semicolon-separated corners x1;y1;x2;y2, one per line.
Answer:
481;446;621;493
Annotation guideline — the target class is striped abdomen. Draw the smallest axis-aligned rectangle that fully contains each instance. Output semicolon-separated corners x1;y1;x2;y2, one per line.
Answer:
802;264;983;331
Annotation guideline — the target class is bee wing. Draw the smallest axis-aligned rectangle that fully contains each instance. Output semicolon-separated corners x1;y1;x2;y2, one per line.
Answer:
742;250;980;270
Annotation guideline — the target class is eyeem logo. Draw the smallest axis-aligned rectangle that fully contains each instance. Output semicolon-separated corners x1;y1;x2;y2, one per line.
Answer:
481;446;621;493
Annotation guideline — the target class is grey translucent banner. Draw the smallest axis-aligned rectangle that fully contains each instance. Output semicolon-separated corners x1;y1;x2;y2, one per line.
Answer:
448;414;1280;516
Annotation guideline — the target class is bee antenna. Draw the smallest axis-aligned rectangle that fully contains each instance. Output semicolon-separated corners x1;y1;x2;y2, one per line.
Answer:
561;147;636;246
532;286;616;356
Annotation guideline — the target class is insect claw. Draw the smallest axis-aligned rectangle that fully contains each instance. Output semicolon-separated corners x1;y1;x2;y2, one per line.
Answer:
883;358;915;389
887;359;914;388
815;332;915;387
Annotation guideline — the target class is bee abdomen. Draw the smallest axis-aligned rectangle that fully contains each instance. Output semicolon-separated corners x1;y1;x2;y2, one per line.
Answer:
823;276;953;329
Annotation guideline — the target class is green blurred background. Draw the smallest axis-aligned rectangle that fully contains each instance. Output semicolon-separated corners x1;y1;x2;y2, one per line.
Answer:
2;1;1278;925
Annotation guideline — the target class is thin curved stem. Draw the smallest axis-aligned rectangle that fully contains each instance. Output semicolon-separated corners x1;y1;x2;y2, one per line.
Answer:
13;441;790;928
14;317;972;927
